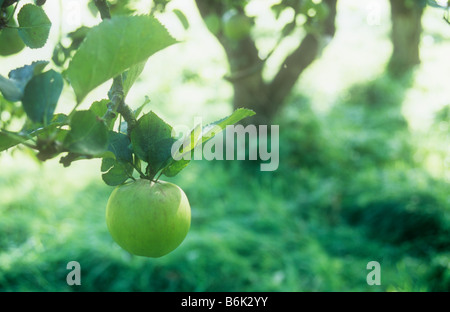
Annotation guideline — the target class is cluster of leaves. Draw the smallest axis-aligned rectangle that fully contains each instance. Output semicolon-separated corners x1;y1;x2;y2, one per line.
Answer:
272;0;326;14
0;1;49;54
271;0;331;32
0;0;254;186
206;0;331;37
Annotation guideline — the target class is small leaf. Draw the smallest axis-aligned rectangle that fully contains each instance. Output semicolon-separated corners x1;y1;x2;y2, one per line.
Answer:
89;99;109;117
202;108;255;142
0;13;25;56
163;108;255;177
0;76;22;102
175;108;255;159
21;70;63;124
63;110;109;155
67;26;90;50
0;131;28;151
122;62;147;97
89;99;117;129
17;4;51;49
9;61;48;82
134;96;150;119
173;9;189;30
0;61;48;102
66;15;177;103
0;119;62;152
107;131;133;163
101;159;134;186
163;158;190;177
130;111;175;176
101;156;116;172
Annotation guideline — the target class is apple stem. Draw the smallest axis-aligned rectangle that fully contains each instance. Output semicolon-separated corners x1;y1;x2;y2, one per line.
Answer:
154;171;163;183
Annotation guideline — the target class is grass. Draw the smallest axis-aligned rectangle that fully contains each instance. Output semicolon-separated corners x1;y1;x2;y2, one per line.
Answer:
0;130;448;291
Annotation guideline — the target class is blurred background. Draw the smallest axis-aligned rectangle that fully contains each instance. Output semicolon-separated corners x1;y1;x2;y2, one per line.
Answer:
0;0;449;291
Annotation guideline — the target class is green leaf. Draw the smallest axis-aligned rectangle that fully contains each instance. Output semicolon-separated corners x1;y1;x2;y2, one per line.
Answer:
101;156;116;172
163;108;255;177
173;9;189;30
101;154;134;186
130;111;175;176
107;131;133;163
175;108;255;158
63;110;109;155
0;76;22;102
0;16;25;56
89;99;117;129
202;108;255;141
122;62;147;97
0;61;48;102
21;70;63;124
66;15;177;103
0;115;69;152
0;131;28;151
134;96;150;119
163;158;190;177
9;61;49;83
17;4;51;49
67;26;90;50
89;99;109;117
101;160;134;186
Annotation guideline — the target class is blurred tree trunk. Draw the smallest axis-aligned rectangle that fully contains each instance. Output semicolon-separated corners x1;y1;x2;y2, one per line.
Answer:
388;0;424;75
195;0;337;125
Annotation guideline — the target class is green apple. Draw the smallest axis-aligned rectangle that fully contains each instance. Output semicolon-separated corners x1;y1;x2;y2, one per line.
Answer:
106;179;191;258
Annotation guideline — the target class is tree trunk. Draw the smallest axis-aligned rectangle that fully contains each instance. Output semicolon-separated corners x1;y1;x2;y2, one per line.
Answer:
229;34;322;126
195;0;337;125
389;0;424;75
219;28;270;125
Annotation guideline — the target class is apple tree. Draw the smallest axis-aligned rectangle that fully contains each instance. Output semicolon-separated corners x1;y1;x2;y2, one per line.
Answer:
194;0;338;125
0;0;254;257
388;0;426;76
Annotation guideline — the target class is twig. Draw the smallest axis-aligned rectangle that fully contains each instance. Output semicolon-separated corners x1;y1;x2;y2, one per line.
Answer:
93;1;137;135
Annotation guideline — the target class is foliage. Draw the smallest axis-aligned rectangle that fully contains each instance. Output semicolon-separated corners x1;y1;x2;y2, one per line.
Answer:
0;0;254;184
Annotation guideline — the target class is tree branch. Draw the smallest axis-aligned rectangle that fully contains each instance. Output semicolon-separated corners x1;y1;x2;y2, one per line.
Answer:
268;0;337;105
93;0;137;135
104;76;123;120
195;0;263;79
